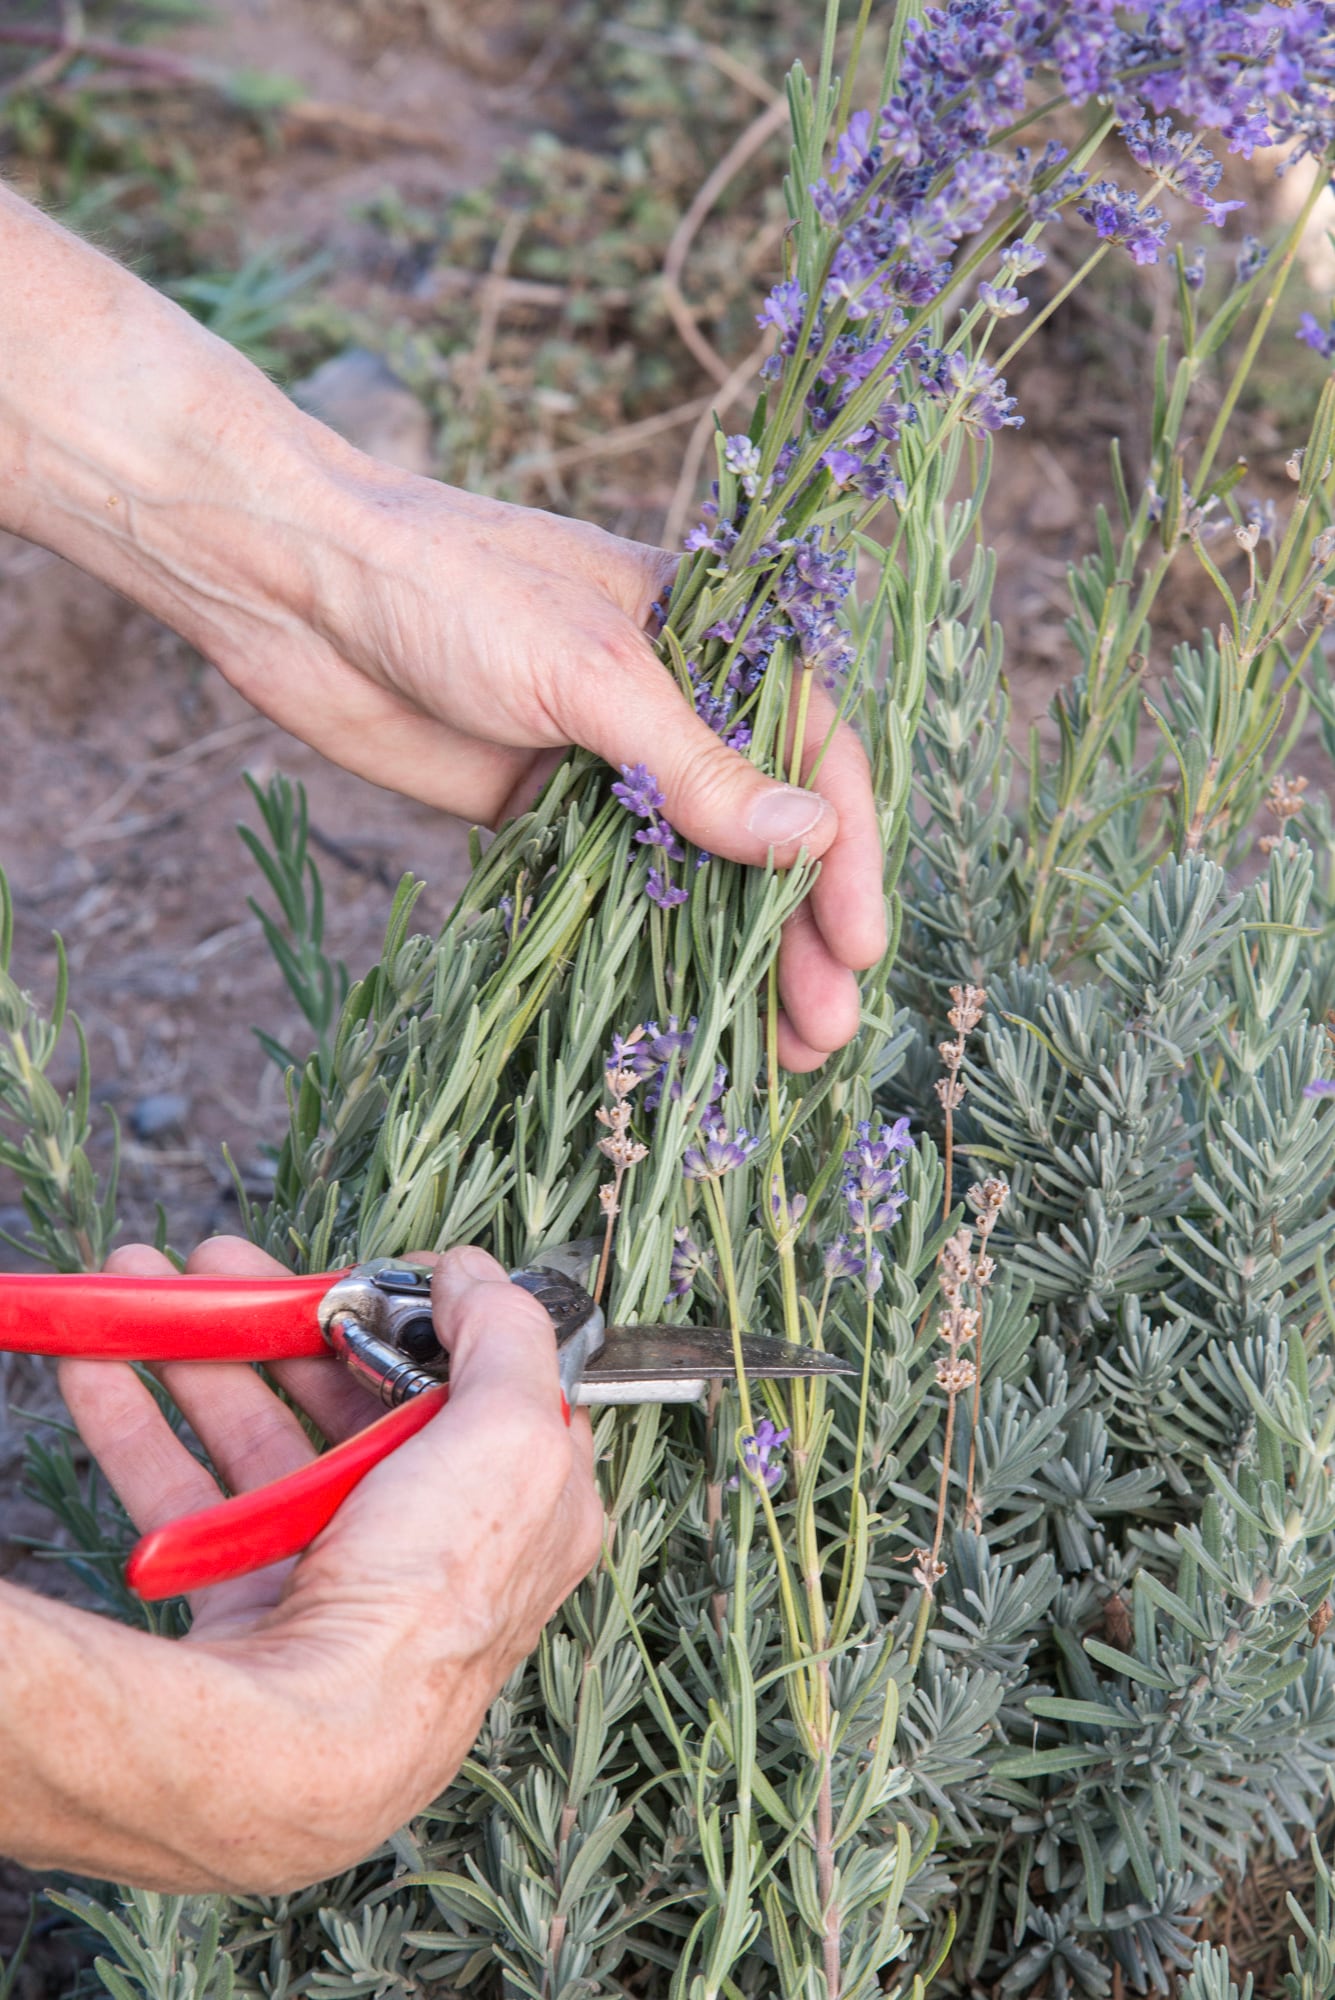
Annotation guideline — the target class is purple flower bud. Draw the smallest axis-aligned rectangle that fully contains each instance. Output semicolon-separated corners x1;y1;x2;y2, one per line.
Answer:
977;279;1026;317
821;446;865;487
669;1225;704;1299
607;1031;647;1073
1121;117;1243;230
824;1236;884;1293
1002;241;1045;278
723;434;765;499
1076;179;1167;265
825;1235;865;1282
1235;236;1267;286
1298;313;1335;362
612;763;666;818
646;867;689;911
840;1119;912;1234
683;1116;760;1180
771;1177;808;1226
731;1418;792;1494
756;278;808;349
635;822;685;859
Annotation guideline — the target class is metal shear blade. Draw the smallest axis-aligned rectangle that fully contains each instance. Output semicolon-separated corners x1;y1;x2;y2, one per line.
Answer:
578;1326;855;1405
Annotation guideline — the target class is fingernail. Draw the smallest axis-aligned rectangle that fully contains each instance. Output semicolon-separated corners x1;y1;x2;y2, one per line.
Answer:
747;786;828;847
452;1245;504;1282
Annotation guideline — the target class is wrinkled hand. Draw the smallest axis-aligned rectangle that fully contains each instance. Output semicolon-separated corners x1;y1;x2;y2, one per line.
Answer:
0;188;884;1068
54;1236;602;1888
217;454;886;1070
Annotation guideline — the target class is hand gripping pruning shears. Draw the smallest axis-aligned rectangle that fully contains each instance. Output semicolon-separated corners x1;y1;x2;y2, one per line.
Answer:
0;1243;853;1601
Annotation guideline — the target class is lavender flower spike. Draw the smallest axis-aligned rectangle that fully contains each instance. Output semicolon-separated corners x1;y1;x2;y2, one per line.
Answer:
840;1118;913;1234
613;763;691;910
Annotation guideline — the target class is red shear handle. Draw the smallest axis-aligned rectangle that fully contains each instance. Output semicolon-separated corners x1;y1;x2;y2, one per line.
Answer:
0;1271;343;1361
125;1386;449;1600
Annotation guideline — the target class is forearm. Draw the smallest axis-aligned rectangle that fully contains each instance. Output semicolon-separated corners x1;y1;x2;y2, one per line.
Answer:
0;1582;485;1891
0;185;346;664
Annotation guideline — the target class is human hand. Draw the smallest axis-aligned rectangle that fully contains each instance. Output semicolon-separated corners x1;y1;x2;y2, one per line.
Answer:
208;455;886;1071
0;191;884;1070
50;1235;602;1889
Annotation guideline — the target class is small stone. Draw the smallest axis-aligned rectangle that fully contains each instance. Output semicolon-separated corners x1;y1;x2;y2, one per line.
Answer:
290;348;434;475
130;1092;190;1141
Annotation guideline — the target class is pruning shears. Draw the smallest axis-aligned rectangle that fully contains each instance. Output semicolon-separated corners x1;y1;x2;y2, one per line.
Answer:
0;1242;853;1602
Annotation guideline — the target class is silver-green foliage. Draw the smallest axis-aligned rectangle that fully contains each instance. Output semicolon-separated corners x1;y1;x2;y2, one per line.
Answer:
0;873;117;1275
884;374;1335;1989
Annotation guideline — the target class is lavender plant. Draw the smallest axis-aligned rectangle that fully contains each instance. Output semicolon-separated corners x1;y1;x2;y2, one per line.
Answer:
13;2;1335;1994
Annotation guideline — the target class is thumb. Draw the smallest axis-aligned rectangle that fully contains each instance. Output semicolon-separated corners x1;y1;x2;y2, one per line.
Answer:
429;1246;563;1421
561;635;837;867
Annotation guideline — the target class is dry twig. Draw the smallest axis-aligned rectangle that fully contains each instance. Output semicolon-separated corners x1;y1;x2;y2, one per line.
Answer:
660;96;790;387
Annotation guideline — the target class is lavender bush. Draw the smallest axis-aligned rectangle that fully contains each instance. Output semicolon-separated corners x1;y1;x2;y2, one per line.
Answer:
10;1;1335;1992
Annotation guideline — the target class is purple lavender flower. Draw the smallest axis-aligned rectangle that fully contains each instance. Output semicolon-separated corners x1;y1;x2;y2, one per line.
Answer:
771;1180;808;1226
1298;311;1335;361
1183;247;1207;291
723;434;765;499
870;398;916;445
646;1016;696;1066
688;659;757;754
683;515;739;556
676;0;1335;879
646;867;689;911
824;1235;884;1293
732;1418;792;1495
756;278;809;350
1125;3;1334;160
613;763;693;909
612;763;666;818
607;1030;647;1074
1121;116;1244;228
1304;1080;1335;1097
669;1225;704;1299
821;446;865;486
635;820;685;858
636;1016;702;1112
825;1235;866;1282
1001;240;1045;278
977;280;1026;317
1076;180;1168;264
924;351;1022;437
683;1116;760;1180
1235;235;1267;285
781;0;1335;406
793;606;858;684
840;1118;913;1233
